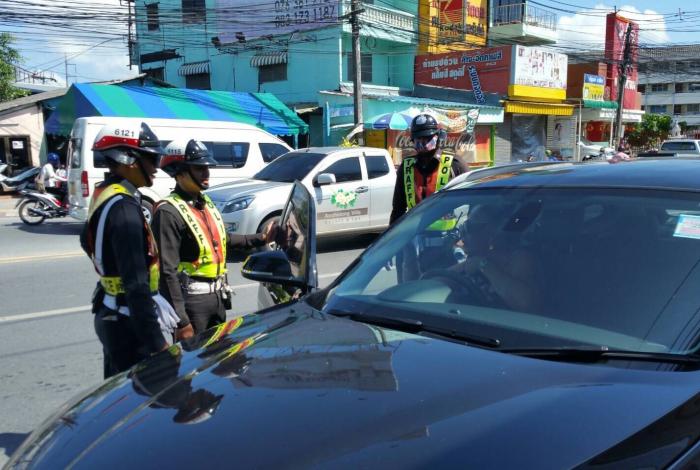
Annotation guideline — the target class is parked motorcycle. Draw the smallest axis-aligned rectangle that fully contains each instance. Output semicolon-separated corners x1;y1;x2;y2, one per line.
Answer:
0;166;39;193
16;189;68;225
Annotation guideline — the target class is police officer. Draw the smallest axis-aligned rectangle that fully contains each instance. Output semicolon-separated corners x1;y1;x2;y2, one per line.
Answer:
152;139;276;340
389;113;467;225
80;122;170;378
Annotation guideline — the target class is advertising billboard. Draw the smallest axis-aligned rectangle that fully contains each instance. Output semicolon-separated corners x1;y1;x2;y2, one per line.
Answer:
583;74;605;101
512;45;567;90
414;46;511;94
418;0;488;53
215;0;339;44
604;13;639;109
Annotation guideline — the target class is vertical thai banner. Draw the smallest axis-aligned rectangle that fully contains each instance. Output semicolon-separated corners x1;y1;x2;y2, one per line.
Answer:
604;13;639;109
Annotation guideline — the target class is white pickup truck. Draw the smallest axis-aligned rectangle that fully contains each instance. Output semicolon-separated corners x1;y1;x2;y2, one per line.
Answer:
638;139;700;158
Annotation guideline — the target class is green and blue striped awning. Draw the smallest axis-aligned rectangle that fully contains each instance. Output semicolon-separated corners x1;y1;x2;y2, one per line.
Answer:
45;83;308;136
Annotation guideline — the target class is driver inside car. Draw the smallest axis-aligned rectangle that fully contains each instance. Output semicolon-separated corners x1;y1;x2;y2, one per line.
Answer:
417;204;542;312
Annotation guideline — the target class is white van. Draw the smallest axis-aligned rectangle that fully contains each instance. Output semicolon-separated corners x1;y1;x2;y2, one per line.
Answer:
66;116;292;221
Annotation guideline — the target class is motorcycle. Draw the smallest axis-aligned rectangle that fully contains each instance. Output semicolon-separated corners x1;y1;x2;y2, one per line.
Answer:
16;189;69;225
0;166;40;193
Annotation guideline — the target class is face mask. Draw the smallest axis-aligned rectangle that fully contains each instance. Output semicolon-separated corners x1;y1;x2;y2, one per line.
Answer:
414;134;438;153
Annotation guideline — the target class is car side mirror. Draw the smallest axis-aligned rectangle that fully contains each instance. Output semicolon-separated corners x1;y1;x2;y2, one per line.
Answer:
241;251;305;287
314;173;336;186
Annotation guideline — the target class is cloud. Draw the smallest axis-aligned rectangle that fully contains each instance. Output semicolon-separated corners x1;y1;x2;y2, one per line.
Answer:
557;4;670;50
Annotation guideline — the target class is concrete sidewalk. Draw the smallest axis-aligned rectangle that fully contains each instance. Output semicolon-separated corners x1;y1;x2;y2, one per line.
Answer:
0;194;21;217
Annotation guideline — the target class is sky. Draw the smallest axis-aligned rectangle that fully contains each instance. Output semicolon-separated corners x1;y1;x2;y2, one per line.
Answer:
7;0;700;87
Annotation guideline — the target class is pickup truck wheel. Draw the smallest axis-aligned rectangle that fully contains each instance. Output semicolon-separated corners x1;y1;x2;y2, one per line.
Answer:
257;216;280;252
141;199;154;224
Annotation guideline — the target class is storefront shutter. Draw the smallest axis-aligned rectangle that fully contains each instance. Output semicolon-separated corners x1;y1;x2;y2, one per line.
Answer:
493;114;512;165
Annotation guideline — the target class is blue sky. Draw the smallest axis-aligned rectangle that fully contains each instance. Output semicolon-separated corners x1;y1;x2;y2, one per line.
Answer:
10;0;700;86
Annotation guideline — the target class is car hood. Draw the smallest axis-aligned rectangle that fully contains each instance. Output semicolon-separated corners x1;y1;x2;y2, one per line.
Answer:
205;178;291;202
12;305;700;469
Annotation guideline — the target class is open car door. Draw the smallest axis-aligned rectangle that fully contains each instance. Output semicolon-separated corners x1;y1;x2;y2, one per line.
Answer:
241;181;318;308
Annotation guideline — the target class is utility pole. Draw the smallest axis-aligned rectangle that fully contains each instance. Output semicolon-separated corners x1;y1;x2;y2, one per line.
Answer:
350;0;363;128
614;22;633;149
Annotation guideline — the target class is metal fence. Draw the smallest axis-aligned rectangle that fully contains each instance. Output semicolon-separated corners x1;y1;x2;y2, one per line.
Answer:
492;3;557;31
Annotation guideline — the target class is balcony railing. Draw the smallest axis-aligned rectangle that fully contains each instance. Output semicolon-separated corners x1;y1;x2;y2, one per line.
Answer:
492;3;557;31
341;1;416;33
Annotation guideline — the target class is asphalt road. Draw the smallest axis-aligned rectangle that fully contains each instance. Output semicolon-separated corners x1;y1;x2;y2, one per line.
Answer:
0;204;375;465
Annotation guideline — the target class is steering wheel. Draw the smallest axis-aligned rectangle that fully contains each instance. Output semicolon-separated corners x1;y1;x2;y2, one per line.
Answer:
419;268;492;305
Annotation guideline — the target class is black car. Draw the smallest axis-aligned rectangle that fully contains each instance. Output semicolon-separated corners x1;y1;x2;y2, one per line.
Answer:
10;160;700;469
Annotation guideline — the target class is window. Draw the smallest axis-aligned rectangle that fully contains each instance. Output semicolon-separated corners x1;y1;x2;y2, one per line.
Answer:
687;104;700;114
346;53;372;83
69;138;82;169
649;105;667;114
364;155;390;179
185;73;210;90
321;157;362;183
676;83;684;93
146;3;159;31
259;143;289;163
637;84;646;93
651;84;667;93
144;67;164;81
259;64;287;84
674;105;682;115
689;83;700;92
660;141;698;151
182;0;205;23
206;142;249;168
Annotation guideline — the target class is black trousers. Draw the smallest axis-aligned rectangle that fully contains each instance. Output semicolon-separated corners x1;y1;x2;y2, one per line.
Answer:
94;305;150;379
185;292;226;334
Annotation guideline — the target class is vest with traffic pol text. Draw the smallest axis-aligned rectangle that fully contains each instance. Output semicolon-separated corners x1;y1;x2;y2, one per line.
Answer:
162;192;227;279
403;153;457;232
86;182;160;296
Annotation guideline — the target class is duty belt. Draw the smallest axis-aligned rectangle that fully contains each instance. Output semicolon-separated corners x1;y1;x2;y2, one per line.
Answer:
187;278;225;295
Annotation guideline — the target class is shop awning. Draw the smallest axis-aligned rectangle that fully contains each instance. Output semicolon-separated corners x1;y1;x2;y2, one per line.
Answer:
178;61;210;76
45;83;308;136
583;100;618;109
504;101;574;116
250;51;288;67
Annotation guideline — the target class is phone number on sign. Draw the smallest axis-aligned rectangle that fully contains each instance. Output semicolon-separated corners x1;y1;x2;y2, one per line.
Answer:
274;0;336;28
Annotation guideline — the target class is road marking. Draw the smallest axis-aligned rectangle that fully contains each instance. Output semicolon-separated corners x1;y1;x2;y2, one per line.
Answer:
0;251;84;264
0;271;343;323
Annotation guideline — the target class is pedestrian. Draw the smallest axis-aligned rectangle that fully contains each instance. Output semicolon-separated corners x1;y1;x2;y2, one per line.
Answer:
389;113;467;225
152;139;277;340
80;122;177;379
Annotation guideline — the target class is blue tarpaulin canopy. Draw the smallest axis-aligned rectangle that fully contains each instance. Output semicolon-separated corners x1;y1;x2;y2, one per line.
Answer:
45;84;309;136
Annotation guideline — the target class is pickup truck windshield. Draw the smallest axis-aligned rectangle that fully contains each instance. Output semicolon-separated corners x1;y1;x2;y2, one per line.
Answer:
661;141;699;152
254;152;326;182
323;187;700;354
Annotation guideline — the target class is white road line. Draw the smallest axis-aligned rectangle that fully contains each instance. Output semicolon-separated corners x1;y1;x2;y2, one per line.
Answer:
0;251;84;264
0;271;342;323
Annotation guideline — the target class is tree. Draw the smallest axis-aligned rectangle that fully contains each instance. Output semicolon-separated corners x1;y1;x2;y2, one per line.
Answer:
0;33;28;102
626;113;672;149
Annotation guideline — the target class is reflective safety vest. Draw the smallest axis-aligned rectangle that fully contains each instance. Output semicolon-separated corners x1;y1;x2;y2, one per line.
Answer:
87;182;160;296
162;192;227;279
403;152;454;210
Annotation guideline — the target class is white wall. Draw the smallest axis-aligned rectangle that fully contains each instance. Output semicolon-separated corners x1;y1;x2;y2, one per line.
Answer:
0;104;45;167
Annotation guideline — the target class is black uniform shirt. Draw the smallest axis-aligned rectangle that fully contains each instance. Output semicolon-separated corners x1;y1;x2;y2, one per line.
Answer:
152;185;268;327
80;176;166;354
389;150;466;225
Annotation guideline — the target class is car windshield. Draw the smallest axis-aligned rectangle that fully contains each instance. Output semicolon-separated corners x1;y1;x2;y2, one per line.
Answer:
322;187;700;354
254;151;326;182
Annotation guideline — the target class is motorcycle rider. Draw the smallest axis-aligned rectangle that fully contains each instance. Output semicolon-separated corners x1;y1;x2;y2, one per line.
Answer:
80;122;176;378
389;113;467;225
37;152;67;204
152;139;277;340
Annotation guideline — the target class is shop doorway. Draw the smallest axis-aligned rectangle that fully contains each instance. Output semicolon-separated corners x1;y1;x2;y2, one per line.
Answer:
3;136;31;174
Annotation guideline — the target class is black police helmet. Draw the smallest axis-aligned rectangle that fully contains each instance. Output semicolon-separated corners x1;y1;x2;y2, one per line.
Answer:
410;114;440;139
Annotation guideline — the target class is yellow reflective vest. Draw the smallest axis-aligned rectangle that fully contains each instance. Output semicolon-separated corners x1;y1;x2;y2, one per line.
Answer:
403;152;454;210
87;182;160;296
162;192;228;279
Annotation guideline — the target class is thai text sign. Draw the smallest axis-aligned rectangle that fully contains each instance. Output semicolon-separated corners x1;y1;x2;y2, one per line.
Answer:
215;0;339;44
512;45;568;90
415;46;511;93
583;74;605;101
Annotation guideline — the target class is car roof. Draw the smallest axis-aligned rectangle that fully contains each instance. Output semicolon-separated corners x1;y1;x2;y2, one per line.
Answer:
287;146;387;155
448;159;700;192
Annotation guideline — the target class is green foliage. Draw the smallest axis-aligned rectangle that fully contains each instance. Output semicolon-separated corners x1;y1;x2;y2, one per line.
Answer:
626;113;673;148
0;33;28;102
